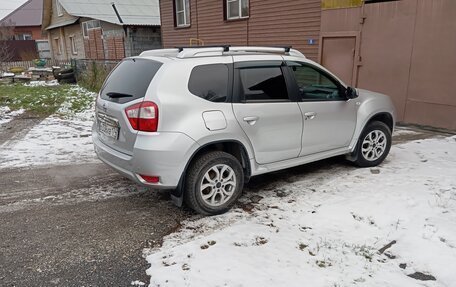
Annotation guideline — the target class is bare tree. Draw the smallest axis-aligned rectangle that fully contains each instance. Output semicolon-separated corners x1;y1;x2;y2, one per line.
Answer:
0;20;15;74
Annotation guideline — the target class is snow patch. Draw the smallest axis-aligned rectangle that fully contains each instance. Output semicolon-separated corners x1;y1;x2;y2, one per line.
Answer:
0;86;97;169
145;136;456;287
0;106;25;125
24;80;59;87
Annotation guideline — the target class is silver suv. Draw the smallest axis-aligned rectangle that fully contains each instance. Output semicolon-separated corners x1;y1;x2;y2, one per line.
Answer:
92;46;395;215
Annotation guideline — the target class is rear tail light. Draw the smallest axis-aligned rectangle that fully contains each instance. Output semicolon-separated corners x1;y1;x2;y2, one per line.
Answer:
139;175;160;183
125;101;158;132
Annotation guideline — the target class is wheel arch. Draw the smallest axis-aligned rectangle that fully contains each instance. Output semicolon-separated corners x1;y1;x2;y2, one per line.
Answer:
365;112;394;132
171;139;251;205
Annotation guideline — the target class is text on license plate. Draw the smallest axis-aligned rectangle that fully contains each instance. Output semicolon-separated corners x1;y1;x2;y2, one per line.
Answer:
99;121;119;140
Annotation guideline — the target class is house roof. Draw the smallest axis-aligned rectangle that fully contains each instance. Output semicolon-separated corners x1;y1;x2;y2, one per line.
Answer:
45;17;78;30
0;0;43;27
59;0;160;26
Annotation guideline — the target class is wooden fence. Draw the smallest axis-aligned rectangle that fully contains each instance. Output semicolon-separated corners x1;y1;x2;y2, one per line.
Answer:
1;59;71;70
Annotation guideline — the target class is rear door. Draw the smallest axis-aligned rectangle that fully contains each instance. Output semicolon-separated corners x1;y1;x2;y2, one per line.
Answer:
95;58;162;155
232;58;303;164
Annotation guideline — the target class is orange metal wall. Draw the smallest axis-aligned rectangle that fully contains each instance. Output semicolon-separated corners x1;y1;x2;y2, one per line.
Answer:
159;0;321;61
321;0;456;130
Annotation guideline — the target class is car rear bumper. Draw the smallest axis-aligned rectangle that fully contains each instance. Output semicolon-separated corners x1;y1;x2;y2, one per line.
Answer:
93;130;198;189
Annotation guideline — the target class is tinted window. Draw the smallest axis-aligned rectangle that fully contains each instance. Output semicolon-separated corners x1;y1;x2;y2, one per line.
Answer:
289;62;344;101
188;64;229;102
101;58;162;104
239;67;289;102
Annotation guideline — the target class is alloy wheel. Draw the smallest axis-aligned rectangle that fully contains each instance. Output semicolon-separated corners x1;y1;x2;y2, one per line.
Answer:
361;130;387;161
199;164;237;207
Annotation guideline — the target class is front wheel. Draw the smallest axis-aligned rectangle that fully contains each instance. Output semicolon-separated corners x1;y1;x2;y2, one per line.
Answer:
353;121;392;167
184;151;244;215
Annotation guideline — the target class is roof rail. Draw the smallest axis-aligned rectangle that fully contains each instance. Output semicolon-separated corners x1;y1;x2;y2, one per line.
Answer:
176;47;228;58
140;46;306;59
140;48;180;57
176;45;231;52
228;46;305;58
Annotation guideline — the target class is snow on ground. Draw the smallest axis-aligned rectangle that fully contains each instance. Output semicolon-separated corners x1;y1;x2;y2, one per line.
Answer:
0;106;25;125
0;85;97;169
145;136;456;287
24;80;60;87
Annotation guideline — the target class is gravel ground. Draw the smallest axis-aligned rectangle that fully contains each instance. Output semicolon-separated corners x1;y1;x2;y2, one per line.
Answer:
0;162;191;286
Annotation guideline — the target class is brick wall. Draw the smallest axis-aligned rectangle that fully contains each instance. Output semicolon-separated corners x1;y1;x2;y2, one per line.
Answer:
14;26;45;40
49;28;65;61
105;36;125;60
81;21;161;60
63;24;85;59
84;28;105;59
125;27;162;57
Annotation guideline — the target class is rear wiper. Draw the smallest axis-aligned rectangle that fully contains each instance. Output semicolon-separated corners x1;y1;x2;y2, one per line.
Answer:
106;92;133;98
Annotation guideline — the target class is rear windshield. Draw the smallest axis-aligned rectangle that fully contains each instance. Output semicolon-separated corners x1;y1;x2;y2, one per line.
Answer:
100;58;162;103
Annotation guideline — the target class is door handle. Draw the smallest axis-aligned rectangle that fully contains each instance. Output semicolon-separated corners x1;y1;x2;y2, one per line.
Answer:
243;116;259;125
304;112;317;120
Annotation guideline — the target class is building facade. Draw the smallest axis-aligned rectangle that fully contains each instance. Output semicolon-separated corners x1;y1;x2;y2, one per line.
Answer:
320;0;456;130
0;0;46;40
42;0;162;61
160;0;321;62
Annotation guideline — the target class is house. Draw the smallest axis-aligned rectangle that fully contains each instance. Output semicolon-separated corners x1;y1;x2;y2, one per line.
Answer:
0;0;48;60
159;0;456;130
42;0;162;61
160;0;321;62
0;0;46;40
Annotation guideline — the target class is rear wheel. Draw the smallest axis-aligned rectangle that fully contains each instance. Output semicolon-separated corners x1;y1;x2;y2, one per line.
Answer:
353;121;392;167
184;151;244;215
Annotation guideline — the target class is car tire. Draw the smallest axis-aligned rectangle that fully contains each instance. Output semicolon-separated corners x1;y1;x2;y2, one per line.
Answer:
58;72;75;80
353;121;392;167
184;151;244;215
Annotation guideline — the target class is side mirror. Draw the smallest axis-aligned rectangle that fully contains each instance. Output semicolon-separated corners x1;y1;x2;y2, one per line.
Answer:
345;86;358;100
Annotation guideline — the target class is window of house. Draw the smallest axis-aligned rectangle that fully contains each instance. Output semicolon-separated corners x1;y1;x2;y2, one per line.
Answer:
239;67;289;102
69;36;77;54
174;0;190;27
188;64;229;102
56;0;64;16
226;0;249;20
82;20;101;38
288;62;344;101
15;34;32;40
54;38;61;55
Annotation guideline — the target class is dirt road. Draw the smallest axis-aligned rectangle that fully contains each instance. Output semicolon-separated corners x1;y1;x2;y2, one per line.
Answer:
0;162;191;286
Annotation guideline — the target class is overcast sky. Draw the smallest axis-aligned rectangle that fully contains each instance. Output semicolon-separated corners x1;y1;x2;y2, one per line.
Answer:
0;0;28;20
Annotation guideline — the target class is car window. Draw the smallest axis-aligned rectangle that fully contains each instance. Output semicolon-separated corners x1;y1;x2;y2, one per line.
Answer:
100;58;162;104
188;64;229;102
289;62;344;101
239;67;289;102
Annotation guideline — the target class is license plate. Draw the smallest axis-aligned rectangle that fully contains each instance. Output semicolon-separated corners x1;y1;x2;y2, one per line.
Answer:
98;114;119;140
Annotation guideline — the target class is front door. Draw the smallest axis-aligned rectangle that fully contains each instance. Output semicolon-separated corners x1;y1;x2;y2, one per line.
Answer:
287;61;357;156
232;62;303;164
